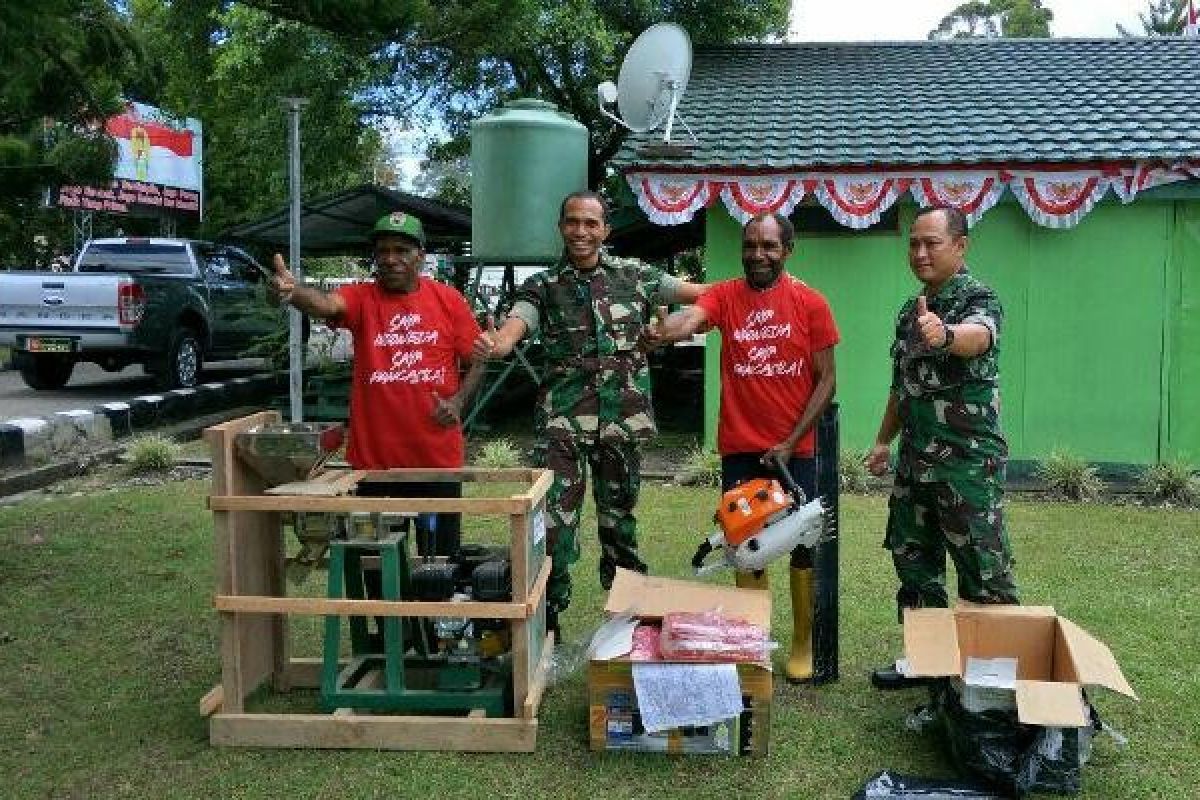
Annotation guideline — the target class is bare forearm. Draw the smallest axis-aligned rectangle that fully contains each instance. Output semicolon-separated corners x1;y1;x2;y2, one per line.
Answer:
875;392;901;446
945;322;992;358
287;285;343;319
492;317;529;357
659;306;707;342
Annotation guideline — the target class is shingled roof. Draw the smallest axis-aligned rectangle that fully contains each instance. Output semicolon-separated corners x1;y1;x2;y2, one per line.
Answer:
615;37;1200;171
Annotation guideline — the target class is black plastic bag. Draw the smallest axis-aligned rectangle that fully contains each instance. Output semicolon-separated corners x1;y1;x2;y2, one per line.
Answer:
928;681;1099;796
853;770;1006;799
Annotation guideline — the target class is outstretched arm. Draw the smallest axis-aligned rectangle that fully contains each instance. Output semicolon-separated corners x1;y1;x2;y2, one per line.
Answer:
641;304;710;350
268;253;346;319
473;315;529;360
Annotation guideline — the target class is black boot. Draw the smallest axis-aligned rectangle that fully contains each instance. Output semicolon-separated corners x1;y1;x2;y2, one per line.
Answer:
870;661;934;690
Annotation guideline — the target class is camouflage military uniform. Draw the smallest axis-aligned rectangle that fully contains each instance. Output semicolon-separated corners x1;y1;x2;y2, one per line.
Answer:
885;269;1019;618
510;253;680;613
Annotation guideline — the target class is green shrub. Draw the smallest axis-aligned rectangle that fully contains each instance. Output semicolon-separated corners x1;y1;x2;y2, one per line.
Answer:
839;449;874;494
476;437;522;468
1138;459;1199;506
1036;450;1104;502
677;446;721;488
125;434;181;473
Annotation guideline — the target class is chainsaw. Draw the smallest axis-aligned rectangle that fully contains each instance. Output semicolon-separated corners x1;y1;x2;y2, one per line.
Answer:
690;457;834;577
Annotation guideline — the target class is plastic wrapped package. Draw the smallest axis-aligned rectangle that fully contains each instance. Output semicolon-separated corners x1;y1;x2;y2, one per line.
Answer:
629;623;662;661
928;681;1113;796
659;610;772;663
852;770;1005;799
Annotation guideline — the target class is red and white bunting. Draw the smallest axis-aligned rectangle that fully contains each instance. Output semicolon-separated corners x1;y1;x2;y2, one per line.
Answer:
626;172;716;225
813;175;912;229
624;161;1198;230
910;171;1006;225
1113;161;1192;203
718;177;808;224
1007;170;1112;228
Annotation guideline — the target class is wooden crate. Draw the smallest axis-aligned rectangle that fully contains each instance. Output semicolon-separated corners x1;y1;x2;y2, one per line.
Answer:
200;411;553;751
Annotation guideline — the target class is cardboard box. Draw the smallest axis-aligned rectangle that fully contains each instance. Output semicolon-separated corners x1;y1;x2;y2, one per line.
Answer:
587;569;773;755
902;604;1137;727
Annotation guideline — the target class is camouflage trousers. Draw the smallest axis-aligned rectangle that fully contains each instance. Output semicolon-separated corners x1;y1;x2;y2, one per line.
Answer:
538;435;646;613
884;469;1019;620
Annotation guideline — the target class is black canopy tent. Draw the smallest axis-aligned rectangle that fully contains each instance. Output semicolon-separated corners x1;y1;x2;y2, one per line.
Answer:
219;183;471;255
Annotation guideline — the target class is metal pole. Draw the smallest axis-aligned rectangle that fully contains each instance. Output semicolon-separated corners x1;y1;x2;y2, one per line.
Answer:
283;97;309;423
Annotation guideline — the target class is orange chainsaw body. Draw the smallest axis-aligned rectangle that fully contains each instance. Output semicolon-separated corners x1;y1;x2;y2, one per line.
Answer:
714;478;792;546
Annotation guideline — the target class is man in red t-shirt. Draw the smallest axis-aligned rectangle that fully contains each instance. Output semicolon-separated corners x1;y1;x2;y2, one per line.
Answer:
646;212;839;683
269;211;484;556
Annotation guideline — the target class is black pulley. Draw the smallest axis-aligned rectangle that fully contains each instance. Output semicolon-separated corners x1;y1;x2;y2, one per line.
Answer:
407;562;458;601
471;559;512;602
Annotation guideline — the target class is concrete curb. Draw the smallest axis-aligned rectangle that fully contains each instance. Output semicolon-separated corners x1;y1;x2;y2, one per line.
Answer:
0;373;286;470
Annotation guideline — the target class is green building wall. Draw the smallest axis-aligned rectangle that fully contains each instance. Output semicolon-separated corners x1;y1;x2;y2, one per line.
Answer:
700;194;1200;466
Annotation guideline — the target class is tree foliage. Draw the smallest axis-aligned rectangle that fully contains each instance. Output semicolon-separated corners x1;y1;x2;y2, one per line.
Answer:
928;0;1053;39
1118;0;1187;36
129;0;390;237
0;0;147;265
240;0;791;187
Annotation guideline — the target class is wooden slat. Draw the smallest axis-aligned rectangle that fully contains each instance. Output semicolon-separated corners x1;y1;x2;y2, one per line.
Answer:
210;713;537;751
524;558;551;614
286;657;324;689
215;595;528;619
209;495;527;514
520;469;554;507
199;685;224;717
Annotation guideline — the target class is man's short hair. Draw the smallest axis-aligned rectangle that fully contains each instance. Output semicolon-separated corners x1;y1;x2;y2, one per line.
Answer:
914;205;968;239
745;212;795;250
559;190;609;222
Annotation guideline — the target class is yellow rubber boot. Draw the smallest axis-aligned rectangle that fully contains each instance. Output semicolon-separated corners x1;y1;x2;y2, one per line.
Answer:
786;567;815;683
734;570;768;590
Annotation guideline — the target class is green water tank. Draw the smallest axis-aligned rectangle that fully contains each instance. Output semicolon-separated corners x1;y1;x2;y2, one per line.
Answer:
471;98;588;262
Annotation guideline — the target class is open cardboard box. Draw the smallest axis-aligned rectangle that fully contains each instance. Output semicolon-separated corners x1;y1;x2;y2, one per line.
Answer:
587;569;773;755
602;568;772;631
903;604;1137;727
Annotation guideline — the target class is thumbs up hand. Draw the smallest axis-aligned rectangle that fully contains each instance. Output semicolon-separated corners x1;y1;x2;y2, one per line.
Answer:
639;305;671;352
473;313;500;361
913;294;950;350
269;253;296;306
431;390;462;427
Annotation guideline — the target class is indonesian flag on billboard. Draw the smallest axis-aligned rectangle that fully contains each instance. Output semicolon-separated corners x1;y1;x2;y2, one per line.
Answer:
105;101;203;192
1187;0;1199;37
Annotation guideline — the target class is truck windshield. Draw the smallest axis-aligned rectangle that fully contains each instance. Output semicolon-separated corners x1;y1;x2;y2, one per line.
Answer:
76;243;193;275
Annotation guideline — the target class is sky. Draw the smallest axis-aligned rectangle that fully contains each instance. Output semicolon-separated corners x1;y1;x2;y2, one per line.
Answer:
789;0;1147;41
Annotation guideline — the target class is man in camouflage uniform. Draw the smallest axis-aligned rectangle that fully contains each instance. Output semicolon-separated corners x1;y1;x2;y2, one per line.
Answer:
474;191;704;639
865;205;1019;689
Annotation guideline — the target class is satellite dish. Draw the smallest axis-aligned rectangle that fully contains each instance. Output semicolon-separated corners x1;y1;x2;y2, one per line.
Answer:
597;22;696;146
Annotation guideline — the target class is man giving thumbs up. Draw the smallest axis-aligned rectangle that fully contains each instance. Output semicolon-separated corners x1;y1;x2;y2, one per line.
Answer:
864;205;1020;691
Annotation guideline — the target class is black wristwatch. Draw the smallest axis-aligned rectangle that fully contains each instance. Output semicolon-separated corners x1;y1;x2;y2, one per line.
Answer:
937;323;955;351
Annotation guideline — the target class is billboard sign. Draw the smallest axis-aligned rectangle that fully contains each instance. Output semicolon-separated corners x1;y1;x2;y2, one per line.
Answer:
56;102;203;219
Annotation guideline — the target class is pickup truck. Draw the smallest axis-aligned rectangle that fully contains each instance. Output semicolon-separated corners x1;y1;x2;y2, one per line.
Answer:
0;237;288;389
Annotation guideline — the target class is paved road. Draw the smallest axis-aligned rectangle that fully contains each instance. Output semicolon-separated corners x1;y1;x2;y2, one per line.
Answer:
0;326;351;420
0;360;268;420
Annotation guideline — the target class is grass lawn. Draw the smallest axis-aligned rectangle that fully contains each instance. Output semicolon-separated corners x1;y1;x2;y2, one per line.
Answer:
0;478;1196;799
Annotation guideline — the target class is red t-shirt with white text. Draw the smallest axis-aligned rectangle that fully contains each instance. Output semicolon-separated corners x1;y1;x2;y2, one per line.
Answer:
333;279;481;468
696;275;839;457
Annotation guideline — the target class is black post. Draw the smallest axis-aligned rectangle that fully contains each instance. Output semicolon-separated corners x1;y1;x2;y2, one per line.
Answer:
812;403;840;684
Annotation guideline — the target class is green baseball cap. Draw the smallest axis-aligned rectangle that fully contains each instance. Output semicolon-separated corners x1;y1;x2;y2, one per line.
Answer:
371;211;425;246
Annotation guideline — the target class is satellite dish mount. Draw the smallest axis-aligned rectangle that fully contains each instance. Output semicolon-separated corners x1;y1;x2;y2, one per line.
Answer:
597;22;697;154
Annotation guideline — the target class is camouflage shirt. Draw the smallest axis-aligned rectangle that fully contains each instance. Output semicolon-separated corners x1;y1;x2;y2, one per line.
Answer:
890;269;1007;483
510;253;681;444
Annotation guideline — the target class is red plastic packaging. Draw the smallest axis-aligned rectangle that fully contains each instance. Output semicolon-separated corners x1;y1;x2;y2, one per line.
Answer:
659;610;770;663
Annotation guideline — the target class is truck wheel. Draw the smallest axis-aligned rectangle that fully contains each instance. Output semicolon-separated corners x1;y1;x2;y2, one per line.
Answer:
158;328;203;389
17;354;75;390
